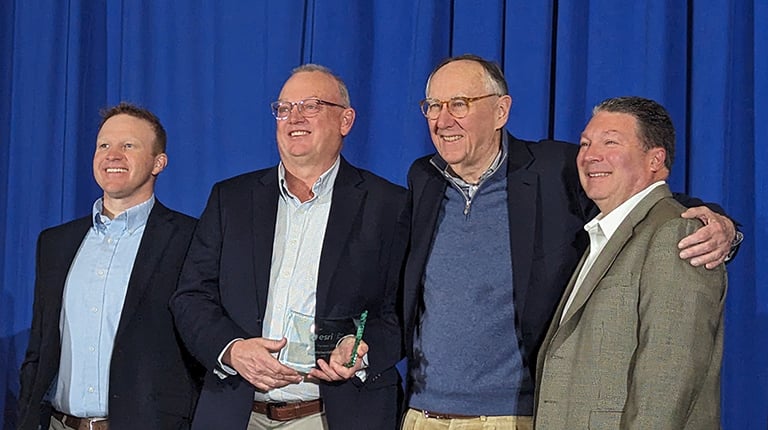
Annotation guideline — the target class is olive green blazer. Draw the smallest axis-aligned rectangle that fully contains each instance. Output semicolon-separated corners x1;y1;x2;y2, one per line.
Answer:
535;184;726;429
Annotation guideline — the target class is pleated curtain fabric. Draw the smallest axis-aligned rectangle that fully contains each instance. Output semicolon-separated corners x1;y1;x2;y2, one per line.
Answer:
1;0;765;428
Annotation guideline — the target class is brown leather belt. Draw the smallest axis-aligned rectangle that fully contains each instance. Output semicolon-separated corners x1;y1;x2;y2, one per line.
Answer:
415;408;479;420
51;410;109;430
252;399;323;421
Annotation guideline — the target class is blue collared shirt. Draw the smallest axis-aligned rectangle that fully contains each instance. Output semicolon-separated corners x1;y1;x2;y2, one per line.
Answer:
430;134;508;215
256;158;339;402
51;196;154;417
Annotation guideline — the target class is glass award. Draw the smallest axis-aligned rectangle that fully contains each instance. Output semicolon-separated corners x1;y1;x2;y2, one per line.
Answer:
278;310;317;374
313;311;366;364
278;309;368;373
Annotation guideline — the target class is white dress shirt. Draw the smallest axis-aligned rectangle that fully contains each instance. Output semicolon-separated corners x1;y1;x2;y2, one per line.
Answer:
560;181;665;323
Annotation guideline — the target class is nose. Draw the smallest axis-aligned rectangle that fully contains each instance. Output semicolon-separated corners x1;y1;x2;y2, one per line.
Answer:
434;103;455;129
287;103;306;123
579;144;602;162
105;145;123;160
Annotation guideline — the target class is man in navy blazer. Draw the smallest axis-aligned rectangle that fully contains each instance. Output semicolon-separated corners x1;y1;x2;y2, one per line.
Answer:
171;65;408;429
401;55;738;429
18;103;202;430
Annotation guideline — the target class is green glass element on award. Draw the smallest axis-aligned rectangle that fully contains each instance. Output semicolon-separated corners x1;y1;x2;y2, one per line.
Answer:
343;310;368;368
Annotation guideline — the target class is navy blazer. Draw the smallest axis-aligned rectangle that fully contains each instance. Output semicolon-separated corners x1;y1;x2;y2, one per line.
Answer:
171;157;409;430
402;134;595;399
18;201;202;430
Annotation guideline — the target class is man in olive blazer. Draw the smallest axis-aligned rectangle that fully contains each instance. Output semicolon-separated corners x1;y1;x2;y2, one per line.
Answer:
535;97;727;429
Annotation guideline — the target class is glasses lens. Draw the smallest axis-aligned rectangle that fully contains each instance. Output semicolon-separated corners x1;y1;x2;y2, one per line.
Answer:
448;98;469;118
420;99;441;119
272;102;291;119
300;99;321;117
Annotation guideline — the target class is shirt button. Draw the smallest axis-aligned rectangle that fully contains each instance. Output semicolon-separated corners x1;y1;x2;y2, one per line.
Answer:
107;237;113;244
89;346;95;352
91;307;98;313
88;387;95;393
97;269;105;277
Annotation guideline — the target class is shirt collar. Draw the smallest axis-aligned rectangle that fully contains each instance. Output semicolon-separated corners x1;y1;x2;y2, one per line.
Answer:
585;181;666;241
92;195;155;234
430;132;508;188
278;156;341;203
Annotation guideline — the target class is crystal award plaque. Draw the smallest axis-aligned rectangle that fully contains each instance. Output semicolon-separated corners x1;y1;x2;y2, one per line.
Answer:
278;310;316;374
278;310;368;373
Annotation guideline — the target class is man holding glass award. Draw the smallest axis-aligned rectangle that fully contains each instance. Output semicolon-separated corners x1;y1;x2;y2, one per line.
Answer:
171;64;408;430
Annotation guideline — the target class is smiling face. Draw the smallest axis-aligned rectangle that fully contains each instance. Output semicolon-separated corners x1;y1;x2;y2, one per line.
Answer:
578;111;667;214
425;60;511;183
93;114;166;215
275;71;354;173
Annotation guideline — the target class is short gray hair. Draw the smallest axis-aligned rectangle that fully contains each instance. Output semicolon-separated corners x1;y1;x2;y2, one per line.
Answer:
291;64;351;107
425;54;508;97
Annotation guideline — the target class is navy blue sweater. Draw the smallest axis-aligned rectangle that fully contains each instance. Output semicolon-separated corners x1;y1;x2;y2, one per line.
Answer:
409;157;533;415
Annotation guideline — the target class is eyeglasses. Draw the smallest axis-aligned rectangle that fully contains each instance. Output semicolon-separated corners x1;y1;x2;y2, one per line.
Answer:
419;94;501;120
271;98;347;120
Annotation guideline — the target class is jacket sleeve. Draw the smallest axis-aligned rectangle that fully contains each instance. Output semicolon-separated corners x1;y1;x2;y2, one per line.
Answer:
623;217;726;428
18;232;50;416
170;183;251;370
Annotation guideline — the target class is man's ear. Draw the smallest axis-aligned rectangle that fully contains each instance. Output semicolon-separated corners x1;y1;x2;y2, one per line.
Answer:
152;153;168;176
649;148;666;172
495;95;512;129
340;108;356;136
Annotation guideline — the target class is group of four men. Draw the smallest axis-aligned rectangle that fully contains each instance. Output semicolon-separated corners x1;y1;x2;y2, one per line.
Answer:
18;55;734;430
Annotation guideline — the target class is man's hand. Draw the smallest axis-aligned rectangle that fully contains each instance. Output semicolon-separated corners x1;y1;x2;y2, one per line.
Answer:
678;206;736;269
223;338;303;391
307;337;368;382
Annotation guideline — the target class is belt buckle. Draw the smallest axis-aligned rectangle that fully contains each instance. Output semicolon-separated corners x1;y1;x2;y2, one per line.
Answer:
266;402;287;421
86;417;107;430
422;410;445;420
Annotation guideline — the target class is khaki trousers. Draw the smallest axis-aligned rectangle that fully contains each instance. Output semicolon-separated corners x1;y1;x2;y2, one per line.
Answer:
402;408;533;430
247;411;328;430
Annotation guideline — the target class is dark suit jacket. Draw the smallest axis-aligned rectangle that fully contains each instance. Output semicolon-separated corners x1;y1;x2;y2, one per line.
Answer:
402;133;595;401
170;157;409;430
17;201;202;430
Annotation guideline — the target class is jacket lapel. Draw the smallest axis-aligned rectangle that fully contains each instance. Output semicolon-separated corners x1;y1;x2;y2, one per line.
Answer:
537;252;586;376
506;135;539;315
411;168;445;257
315;158;365;316
557;185;672;328
115;202;174;339
252;168;280;315
51;217;93;333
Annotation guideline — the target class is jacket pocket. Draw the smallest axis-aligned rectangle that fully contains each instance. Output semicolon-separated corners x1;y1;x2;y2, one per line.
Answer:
588;410;622;429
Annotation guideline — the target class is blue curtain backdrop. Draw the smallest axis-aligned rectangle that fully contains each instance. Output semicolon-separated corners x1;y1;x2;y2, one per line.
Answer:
1;1;765;428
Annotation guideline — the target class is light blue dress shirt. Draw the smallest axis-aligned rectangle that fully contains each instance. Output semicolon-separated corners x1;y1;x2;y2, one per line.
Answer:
51;196;154;417
256;158;339;402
